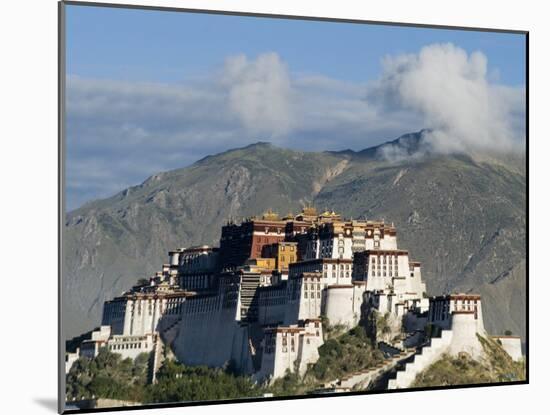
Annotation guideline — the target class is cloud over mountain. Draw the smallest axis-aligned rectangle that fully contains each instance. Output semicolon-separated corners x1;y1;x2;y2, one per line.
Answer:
367;43;525;157
223;52;294;136
66;45;525;209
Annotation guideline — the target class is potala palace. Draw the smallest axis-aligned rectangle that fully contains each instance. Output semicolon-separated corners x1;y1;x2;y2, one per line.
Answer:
66;207;523;390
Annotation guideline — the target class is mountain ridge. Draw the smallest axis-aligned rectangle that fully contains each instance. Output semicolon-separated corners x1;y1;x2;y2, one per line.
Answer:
63;132;526;343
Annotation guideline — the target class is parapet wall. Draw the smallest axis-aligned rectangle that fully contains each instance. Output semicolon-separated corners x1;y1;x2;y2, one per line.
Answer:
171;298;253;374
448;312;484;359
493;336;523;361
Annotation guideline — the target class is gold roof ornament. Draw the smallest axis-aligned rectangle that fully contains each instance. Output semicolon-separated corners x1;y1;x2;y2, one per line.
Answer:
302;205;317;216
282;211;295;220
262;209;279;221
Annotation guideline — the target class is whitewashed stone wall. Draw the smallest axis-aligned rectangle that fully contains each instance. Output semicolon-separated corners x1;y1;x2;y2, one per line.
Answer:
171;295;253;374
102;293;188;338
101;300;126;335
324;284;367;328
79;326;112;359
429;295;484;333
492;336;523;361
447;312;484;358
257;284;288;326
65;349;79;374
256;320;323;382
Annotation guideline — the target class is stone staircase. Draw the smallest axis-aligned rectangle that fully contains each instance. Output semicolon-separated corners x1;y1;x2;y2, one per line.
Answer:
239;273;261;322
327;346;416;391
387;330;453;389
401;330;425;348
378;341;403;358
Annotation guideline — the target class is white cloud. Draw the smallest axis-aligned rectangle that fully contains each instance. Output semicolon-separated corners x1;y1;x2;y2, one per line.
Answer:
223;52;294;136
66;53;398;209
367;43;525;156
66;46;525;209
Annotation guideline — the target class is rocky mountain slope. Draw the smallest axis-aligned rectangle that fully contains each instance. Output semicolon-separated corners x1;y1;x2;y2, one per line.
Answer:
63;133;526;342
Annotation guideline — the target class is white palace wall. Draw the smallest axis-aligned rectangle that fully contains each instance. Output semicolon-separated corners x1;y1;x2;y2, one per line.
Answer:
258;299;287;326
102;293;189;338
101;300;126;335
324;284;367;328
256;321;323;382
171;295;254;373
447;312;485;359
284;275;324;324
256;283;289;326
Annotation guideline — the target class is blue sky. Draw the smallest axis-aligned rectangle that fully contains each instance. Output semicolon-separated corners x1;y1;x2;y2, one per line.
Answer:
65;4;526;210
67;5;525;85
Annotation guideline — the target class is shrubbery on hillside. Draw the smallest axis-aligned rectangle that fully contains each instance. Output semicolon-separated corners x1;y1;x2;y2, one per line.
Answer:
266;324;384;396
66;349;149;402
308;325;384;383
146;359;261;403
67;350;263;403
